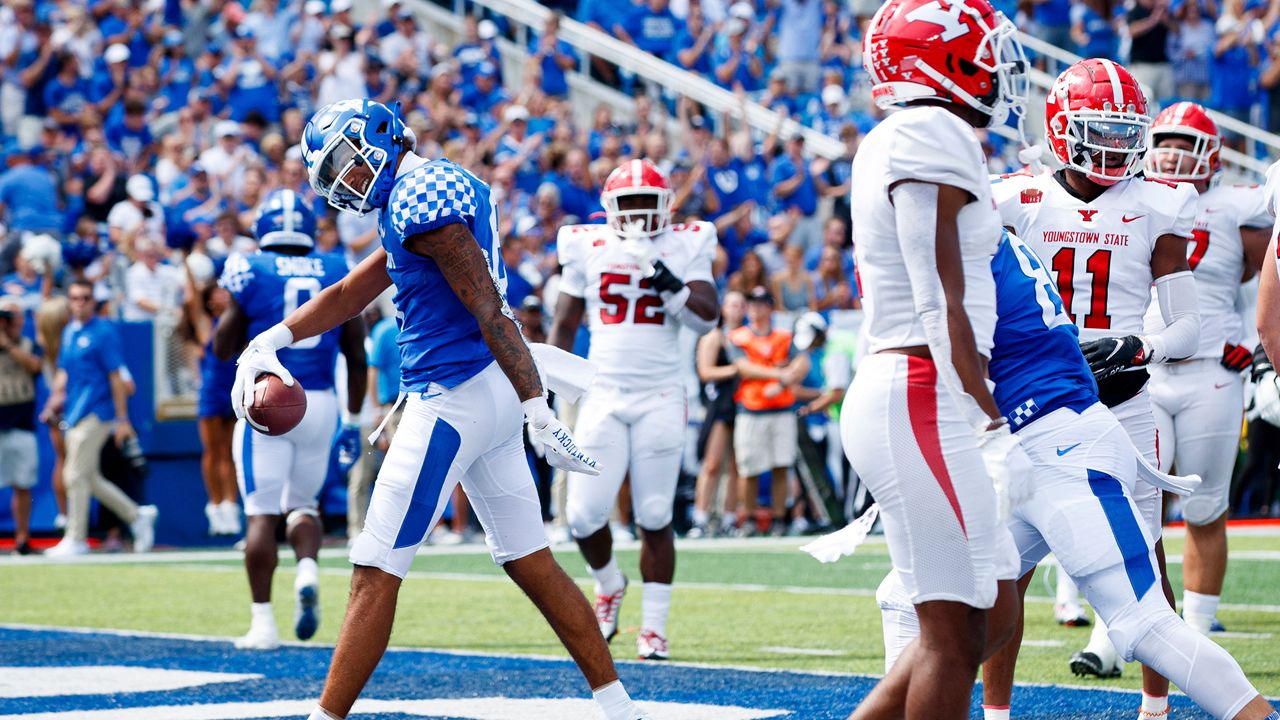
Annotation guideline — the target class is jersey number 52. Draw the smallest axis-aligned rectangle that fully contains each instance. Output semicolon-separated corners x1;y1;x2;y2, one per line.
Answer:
599;273;665;326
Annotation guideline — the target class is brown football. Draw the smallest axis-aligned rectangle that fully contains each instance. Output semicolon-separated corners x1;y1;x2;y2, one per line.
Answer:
247;372;306;436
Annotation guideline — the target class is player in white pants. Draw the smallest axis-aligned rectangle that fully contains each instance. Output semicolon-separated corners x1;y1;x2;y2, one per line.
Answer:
550;159;718;661
1145;103;1274;637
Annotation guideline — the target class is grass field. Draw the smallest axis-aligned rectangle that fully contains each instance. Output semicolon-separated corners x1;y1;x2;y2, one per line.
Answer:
4;528;1279;700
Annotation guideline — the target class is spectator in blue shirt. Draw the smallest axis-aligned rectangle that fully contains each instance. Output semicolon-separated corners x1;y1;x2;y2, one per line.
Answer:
1070;0;1121;59
720;209;769;275
529;13;577;98
495;105;545;194
43;53;91;135
1211;2;1263;126
459;62;511;116
619;0;681;59
774;0;825;94
545;147;601;221
91;43;130;116
769;130;821;249
712;18;764;91
705;138;749;222
104;98;155;171
673;3;716;76
760;69;801;117
454;17;502;85
43;280;156;556
0;148;64;236
157;31;197;116
1034;0;1075;52
216;28;281;123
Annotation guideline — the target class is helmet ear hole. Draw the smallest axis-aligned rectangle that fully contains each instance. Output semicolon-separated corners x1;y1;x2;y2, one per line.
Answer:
957;58;980;76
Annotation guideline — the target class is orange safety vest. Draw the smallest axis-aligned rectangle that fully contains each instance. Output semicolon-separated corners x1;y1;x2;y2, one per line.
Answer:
728;325;795;412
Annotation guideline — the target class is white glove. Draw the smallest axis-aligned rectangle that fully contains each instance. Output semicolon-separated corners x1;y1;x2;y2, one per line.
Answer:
1257;370;1280;427
523;396;601;476
231;323;295;424
977;423;1034;522
620;220;656;275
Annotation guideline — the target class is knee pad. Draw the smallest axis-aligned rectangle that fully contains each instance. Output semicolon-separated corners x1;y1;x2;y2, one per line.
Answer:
1099;582;1171;662
634;494;674;532
1181;487;1229;527
1131;612;1260;720
286;506;320;527
565;500;609;540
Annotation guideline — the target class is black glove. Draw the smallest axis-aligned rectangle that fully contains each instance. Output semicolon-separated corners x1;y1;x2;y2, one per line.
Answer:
648;259;685;295
1080;335;1148;381
1253;344;1274;383
1221;343;1254;373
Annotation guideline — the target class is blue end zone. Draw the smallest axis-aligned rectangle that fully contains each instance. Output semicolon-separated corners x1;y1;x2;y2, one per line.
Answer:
0;626;1219;719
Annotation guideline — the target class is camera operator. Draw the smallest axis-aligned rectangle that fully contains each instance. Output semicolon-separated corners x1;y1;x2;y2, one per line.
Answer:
0;298;41;554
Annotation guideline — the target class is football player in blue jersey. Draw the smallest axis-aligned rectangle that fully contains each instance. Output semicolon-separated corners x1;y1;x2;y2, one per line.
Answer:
875;233;1278;720
232;100;649;720
214;188;368;651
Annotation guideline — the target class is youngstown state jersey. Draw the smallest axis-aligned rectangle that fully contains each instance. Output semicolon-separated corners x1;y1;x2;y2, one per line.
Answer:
220;249;348;391
380;154;511;391
557;221;716;390
991;171;1198;343
989;232;1098;430
1144;181;1270;359
851;106;1000;356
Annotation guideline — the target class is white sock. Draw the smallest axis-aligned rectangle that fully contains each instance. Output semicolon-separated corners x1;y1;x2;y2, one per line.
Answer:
982;706;1010;720
297;557;319;588
1140;692;1169;716
593;680;639;720
590;557;626;595
1056;566;1081;606
307;707;342;720
1084;616;1117;663
722;511;737;528
1182;590;1219;635
692;509;710;526
641;582;672;636
250;602;275;627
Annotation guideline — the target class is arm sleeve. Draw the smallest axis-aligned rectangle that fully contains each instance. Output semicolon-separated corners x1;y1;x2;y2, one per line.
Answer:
388;162;477;239
1146;270;1200;363
555;227;586;298
891;181;991;432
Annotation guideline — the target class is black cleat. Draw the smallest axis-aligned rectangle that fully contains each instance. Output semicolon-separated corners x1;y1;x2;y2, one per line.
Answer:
1069;651;1121;678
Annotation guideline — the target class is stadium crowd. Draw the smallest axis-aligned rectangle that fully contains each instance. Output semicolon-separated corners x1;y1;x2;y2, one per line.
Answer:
0;0;1277;554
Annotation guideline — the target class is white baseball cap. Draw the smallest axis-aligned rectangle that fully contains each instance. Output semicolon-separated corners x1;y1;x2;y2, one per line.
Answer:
126;175;154;202
304;0;325;14
821;84;846;106
729;2;755;20
104;43;131;64
215;120;242;138
503;104;529;123
478;19;498;39
331;0;352;12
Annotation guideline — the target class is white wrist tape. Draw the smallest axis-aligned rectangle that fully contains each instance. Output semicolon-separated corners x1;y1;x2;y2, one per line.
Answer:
662;286;717;334
1148;271;1199;364
260;323;295;352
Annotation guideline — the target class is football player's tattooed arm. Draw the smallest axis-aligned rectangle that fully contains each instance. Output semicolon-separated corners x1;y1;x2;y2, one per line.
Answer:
892;180;1002;428
1147;232;1200;363
279;248;394;342
547;292;585;354
1241;226;1273;280
1259;239;1280;362
212;296;249;361
338;316;367;415
404;223;544;401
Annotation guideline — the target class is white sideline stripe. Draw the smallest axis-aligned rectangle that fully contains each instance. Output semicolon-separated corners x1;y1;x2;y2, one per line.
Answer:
4;623;1277;703
1211;631;1274;639
0;667;260;698
1019;639;1065;648
0;698;787;720
759;646;848;657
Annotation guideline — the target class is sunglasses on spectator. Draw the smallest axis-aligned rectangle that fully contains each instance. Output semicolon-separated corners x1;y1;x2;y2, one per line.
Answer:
68;293;92;302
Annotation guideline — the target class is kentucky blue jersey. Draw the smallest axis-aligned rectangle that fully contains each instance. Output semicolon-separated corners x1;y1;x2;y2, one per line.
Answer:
990;232;1098;430
379;155;509;391
220;250;348;391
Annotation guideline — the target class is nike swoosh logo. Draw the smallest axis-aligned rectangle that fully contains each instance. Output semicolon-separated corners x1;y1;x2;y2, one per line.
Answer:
1057;443;1082;456
421;391;442;400
1214;382;1232;389
1122;214;1145;223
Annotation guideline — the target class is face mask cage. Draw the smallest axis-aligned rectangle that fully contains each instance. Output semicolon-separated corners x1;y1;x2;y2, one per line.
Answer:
603;188;673;240
1144;130;1219;182
309;118;388;216
1054;110;1151;185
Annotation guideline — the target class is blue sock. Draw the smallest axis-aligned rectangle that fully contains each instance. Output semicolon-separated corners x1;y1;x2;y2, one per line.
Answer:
1265;712;1279;720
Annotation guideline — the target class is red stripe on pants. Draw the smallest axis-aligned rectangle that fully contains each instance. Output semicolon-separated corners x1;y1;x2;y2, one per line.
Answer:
905;356;968;537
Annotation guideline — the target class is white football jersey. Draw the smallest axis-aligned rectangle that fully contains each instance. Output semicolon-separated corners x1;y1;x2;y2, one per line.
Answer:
1144;182;1270;358
991;171;1198;343
850;106;1000;357
557;221;716;391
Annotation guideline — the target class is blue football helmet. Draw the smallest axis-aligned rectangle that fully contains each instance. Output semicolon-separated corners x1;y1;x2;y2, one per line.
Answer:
254;189;317;249
301;99;415;216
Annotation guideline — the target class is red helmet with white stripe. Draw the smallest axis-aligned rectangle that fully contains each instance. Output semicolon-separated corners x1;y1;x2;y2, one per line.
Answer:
602;159;673;240
862;0;1028;127
1145;102;1221;183
1046;58;1151;186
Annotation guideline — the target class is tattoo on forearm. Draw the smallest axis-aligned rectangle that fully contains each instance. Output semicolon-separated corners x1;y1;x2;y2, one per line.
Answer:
408;223;544;400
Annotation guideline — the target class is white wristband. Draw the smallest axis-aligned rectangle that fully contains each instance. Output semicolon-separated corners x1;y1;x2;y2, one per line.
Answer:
260;323;294;352
341;410;359;426
521;395;551;422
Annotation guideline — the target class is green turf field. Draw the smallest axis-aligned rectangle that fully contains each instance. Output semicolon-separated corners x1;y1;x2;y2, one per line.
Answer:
4;531;1278;695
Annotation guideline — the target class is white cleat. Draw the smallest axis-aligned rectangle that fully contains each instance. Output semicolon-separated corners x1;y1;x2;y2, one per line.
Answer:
219;501;242;536
131;505;158;553
205;503;223;535
636;629;669;661
234;622;280;651
594;576;628;642
43;539;89;558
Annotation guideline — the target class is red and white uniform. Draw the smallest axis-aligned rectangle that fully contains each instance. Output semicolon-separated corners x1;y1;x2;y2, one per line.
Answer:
991;171;1198;535
557;221;715;536
843;105;1016;609
1146;182;1270;526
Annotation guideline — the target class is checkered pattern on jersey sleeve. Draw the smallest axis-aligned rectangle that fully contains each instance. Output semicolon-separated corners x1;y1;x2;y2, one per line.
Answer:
218;252;256;302
388;162;479;241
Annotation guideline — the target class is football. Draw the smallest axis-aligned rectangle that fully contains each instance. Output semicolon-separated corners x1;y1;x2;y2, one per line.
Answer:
247;372;306;437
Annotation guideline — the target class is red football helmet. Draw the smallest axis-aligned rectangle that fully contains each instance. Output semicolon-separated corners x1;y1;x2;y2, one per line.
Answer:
1045;58;1151;186
1145;102;1221;183
601;159;673;240
862;0;1028;126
